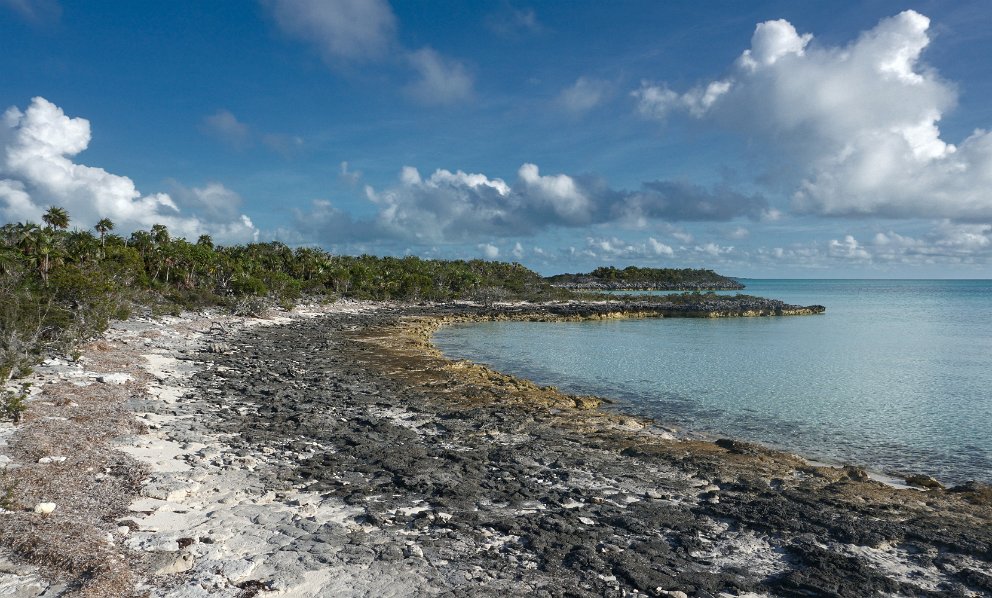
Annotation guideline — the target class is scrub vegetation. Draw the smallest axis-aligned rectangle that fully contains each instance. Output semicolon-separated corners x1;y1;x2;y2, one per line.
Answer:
0;207;563;388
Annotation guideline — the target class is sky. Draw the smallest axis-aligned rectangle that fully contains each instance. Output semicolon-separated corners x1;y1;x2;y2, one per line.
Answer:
2;0;992;278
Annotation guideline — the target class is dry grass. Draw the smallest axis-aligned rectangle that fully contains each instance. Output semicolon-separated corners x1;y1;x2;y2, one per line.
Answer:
1;359;151;596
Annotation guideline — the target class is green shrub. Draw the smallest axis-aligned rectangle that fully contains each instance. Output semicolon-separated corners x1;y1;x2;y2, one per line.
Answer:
1;387;27;423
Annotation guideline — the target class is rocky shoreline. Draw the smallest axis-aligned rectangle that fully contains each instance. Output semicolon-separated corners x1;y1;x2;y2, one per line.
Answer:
547;282;745;292
2;299;990;597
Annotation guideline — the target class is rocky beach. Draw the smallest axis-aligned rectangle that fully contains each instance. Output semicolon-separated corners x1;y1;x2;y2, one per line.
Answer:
1;299;991;597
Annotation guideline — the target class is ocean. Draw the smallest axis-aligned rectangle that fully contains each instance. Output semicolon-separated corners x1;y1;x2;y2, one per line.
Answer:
433;280;992;485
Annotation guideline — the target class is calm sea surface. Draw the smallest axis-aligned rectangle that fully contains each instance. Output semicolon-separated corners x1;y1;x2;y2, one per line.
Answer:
434;280;992;484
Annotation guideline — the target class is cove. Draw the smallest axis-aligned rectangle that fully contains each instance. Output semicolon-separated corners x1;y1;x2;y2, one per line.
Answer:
434;280;992;485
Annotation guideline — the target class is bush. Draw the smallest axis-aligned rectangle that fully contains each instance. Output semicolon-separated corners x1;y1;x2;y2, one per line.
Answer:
230;275;268;297
1;387;27;423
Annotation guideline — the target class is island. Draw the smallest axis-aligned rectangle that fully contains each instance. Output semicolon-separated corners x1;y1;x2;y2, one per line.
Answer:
545;266;745;291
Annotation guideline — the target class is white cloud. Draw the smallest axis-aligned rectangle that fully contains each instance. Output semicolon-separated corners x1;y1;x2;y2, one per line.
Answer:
406;47;474;105
297;161;767;248
201;109;250;148
517;163;593;223
559;77;611;114
737;19;811;70
576;236;676;262
268;0;396;63
634;79;731;120
363;167;514;242
636;10;992;222
511;241;524;259
0;97;257;243
478;243;500;259
648;237;674;256
828;235;872;260
694;242;734;257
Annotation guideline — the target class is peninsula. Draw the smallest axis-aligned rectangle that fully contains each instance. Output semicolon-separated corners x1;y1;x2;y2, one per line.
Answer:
545;266;745;291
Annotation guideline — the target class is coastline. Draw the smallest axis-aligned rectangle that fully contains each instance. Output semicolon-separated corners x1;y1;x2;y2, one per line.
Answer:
1;299;990;597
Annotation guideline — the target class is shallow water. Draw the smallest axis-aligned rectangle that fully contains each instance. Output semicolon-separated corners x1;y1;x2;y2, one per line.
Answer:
434;280;992;484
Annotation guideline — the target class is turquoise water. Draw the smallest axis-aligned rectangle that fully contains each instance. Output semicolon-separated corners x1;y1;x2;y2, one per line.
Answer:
434;280;992;484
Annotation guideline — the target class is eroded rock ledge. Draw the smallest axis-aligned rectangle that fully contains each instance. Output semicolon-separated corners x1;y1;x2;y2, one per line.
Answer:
179;301;989;597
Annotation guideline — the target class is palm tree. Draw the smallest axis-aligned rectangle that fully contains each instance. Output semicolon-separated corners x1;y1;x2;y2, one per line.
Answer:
42;206;70;231
34;230;59;285
13;222;41;255
196;234;213;249
129;230;153;258
94;218;115;248
151;224;170;247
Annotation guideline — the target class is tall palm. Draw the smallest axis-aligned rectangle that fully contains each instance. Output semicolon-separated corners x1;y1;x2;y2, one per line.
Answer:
42;206;70;231
94;218;115;248
34;230;58;285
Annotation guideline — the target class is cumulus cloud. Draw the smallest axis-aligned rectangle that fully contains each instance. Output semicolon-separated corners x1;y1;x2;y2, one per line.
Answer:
0;97;257;243
828;235;871;260
559;77;611;114
634;79;730;120
575;237;675;262
268;0;396;63
636;10;992;222
478;243;500;259
517;163;594;224
295;161;771;248
405;47;474;105
363;167;516;242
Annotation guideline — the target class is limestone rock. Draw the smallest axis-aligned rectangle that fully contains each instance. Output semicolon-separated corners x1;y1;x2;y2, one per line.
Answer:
149;551;195;576
97;373;132;385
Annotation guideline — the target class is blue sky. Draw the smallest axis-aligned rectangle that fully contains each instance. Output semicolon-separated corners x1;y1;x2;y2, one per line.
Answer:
2;0;992;277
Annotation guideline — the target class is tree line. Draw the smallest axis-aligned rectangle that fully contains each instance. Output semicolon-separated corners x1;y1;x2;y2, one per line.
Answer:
0;207;554;384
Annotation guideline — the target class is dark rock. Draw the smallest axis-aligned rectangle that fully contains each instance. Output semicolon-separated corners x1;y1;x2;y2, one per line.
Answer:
905;474;945;490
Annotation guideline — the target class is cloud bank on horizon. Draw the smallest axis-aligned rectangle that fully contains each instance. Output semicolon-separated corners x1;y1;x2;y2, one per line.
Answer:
1;4;990;275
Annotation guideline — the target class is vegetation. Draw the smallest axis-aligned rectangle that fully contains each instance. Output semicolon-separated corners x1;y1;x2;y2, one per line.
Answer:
1;386;27;423
545;265;744;290
0;209;563;385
